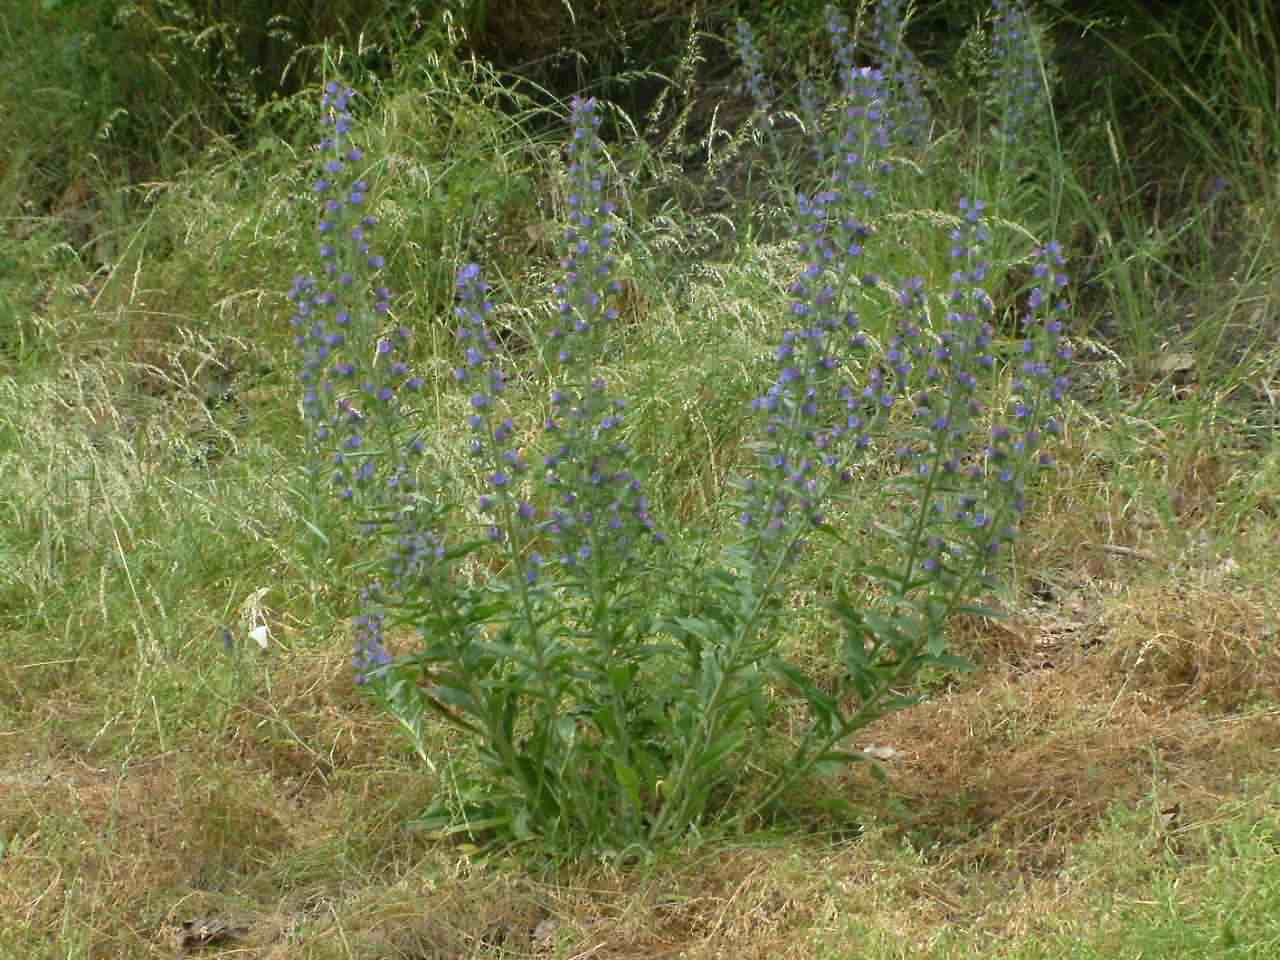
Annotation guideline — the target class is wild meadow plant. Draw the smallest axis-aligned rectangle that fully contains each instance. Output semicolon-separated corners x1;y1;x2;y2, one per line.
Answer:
987;0;1055;198
990;0;1048;147
289;5;1072;856
873;0;931;147
287;82;425;532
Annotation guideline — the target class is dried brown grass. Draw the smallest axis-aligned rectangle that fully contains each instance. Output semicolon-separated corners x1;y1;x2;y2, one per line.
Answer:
3;569;1278;958
845;581;1280;879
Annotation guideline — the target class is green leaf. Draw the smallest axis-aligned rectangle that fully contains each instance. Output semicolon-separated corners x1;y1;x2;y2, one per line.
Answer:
498;690;520;746
814;749;865;767
555;714;579;746
607;663;636;697
770;659;837;720
426;681;478;713
844;666;881;704
443;537;493;562
813;750;865;775
924;652;976;673
417;692;484;736
859;609;917;646
953;601;1003;620
298;516;330;545
416;812;511;838
693;730;744;777
697;655;723;703
471;637;523;661
611;758;642;808
807;521;849;546
806;794;870;828
511;807;533;840
670;616;727;642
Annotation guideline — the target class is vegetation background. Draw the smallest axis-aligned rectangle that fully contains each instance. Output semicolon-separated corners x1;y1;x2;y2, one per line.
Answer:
1;0;1277;956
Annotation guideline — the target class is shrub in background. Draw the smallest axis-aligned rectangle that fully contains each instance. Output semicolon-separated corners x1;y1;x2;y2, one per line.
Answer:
289;1;1072;856
3;0;453;226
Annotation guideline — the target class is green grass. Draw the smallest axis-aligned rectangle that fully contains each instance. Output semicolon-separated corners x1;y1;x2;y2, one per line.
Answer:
2;0;1278;956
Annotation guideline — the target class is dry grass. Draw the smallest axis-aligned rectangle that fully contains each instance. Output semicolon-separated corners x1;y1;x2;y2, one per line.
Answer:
4;4;1279;957
2;319;1277;958
3;302;1276;960
4;564;1277;958
854;584;1280;872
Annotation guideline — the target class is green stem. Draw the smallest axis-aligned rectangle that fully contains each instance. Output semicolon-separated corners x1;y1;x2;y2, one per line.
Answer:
586;527;639;830
648;532;795;842
752;571;962;819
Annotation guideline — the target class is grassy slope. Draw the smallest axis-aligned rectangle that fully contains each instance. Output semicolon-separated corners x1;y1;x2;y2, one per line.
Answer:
2;3;1279;958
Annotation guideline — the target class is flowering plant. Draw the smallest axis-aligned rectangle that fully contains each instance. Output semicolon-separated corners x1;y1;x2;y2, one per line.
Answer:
290;4;1071;856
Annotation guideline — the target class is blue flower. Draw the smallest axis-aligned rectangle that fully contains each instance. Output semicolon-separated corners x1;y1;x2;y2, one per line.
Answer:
351;593;391;685
291;81;422;508
990;0;1047;147
871;0;931;146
